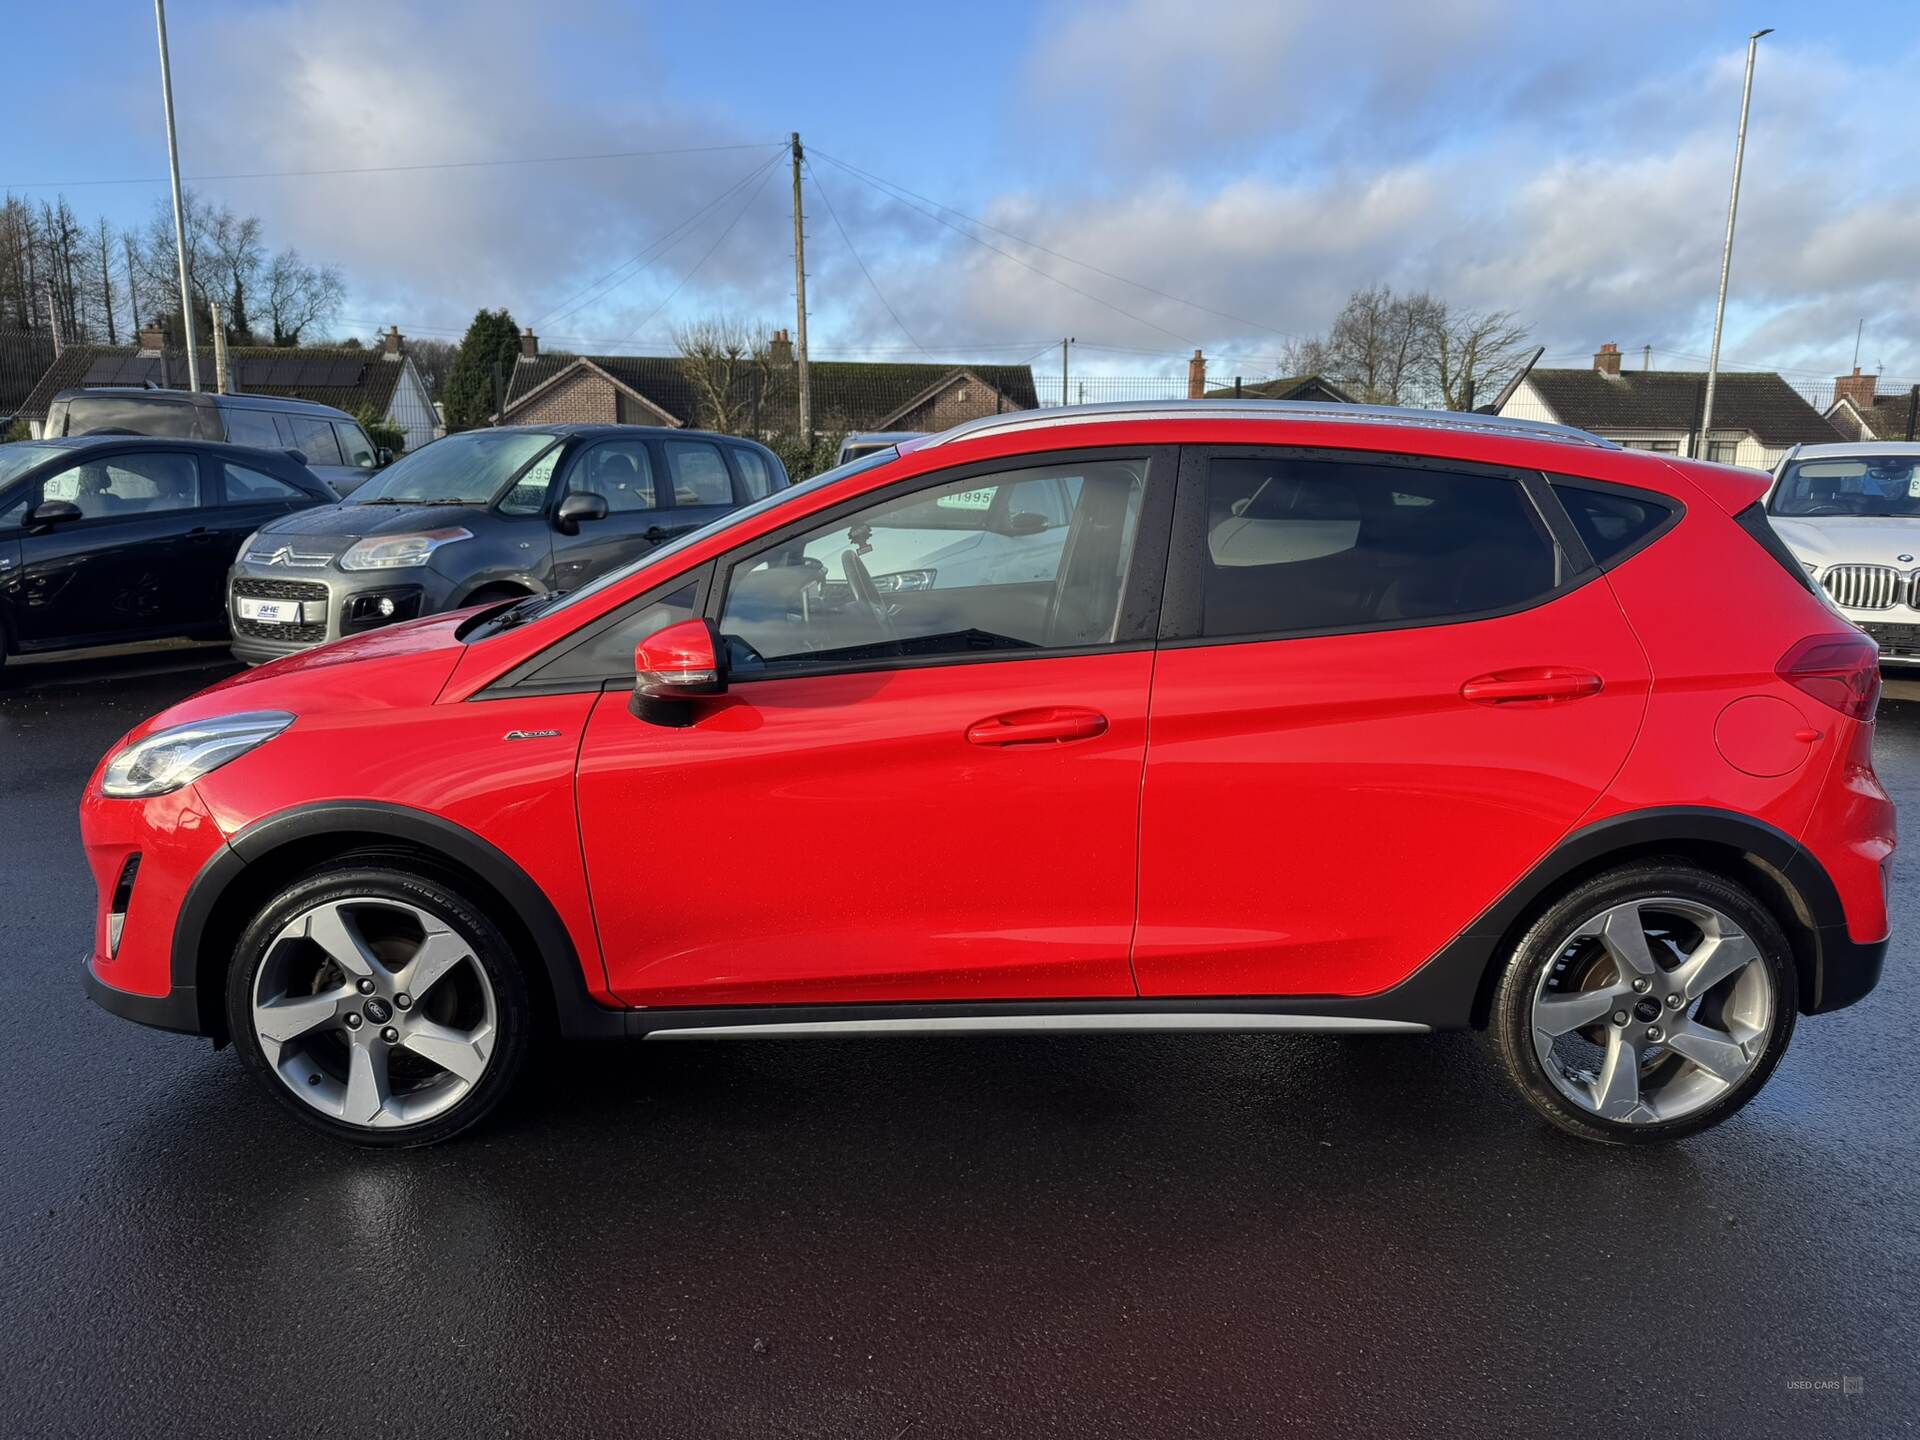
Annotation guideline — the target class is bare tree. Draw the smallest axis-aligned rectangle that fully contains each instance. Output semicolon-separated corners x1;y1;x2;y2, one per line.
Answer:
404;337;459;400
262;249;344;346
1316;285;1442;404
205;208;264;342
89;217;119;344
672;316;783;435
1424;304;1532;411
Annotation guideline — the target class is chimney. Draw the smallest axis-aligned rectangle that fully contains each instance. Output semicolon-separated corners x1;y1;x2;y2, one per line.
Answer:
136;324;167;356
1187;348;1206;400
767;328;793;366
1593;342;1622;378
381;325;404;360
1834;366;1876;412
519;327;539;359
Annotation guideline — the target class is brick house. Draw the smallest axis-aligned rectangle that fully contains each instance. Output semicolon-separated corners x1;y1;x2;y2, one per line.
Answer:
1824;367;1920;443
498;329;1038;435
1500;343;1838;468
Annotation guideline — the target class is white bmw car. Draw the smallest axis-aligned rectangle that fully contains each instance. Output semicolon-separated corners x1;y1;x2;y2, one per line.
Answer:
1768;442;1920;666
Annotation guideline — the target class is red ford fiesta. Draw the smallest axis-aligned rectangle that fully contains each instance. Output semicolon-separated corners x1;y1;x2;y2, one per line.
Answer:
80;402;1894;1146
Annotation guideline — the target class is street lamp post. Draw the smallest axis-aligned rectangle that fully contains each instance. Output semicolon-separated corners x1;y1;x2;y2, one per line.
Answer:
154;0;199;392
1698;27;1771;458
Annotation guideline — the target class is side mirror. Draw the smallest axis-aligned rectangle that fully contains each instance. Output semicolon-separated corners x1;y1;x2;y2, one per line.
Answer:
283;449;308;466
376;448;394;467
554;491;610;536
27;499;82;529
1001;510;1049;536
632;618;727;707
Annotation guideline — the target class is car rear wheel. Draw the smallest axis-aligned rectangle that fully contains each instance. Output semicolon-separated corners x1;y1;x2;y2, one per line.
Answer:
1491;861;1796;1144
226;866;529;1147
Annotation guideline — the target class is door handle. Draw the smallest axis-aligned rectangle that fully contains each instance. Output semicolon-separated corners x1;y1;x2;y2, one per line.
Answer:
645;524;693;545
1460;668;1604;706
965;706;1109;747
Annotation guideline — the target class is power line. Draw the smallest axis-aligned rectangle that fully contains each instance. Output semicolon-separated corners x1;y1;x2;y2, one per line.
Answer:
3;141;786;191
531;151;785;328
810;145;1301;343
804;159;932;360
609;158;780;347
811;151;1200;349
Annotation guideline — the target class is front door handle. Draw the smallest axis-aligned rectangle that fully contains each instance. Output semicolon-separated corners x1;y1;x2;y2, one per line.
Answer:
1460;668;1604;706
965;706;1109;747
645;524;695;545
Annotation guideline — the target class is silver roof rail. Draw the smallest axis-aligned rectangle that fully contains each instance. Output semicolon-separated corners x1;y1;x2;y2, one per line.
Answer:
917;398;1618;452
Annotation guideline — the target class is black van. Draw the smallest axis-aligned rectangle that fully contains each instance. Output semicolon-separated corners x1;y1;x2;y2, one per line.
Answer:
43;389;389;498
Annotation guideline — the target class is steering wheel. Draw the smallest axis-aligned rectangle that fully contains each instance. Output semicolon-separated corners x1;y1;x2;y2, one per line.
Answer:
840;549;897;642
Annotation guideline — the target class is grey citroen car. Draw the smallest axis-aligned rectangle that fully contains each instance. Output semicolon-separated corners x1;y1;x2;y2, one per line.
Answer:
227;424;787;663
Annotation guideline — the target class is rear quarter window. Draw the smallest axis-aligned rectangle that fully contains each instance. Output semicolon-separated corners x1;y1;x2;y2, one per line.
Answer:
1550;482;1677;565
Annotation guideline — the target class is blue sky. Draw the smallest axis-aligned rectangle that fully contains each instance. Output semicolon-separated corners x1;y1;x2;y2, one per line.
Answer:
5;0;1919;380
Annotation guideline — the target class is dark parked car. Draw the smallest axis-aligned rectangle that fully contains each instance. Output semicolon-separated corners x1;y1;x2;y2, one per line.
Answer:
0;436;333;674
44;388;389;497
227;425;788;663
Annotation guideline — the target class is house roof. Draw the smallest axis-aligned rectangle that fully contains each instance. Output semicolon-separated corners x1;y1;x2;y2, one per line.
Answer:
18;344;411;424
1522;368;1836;447
1203;374;1355;403
1829;391;1919;442
504;353;1039;430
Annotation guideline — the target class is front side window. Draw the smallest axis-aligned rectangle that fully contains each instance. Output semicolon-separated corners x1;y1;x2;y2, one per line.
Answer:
719;458;1146;673
335;422;379;468
665;441;732;507
1771;456;1920;519
222;462;308;504
569;440;658;514
285;414;343;467
352;430;562;507
1197;454;1560;638
41;451;203;519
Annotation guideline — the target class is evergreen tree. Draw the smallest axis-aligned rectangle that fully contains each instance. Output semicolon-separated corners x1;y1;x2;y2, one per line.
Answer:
443;308;522;431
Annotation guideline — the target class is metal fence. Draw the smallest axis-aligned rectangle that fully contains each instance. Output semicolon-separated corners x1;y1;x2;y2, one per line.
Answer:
0;327;56;424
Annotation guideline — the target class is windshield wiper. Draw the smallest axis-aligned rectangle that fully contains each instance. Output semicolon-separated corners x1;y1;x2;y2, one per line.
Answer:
482;590;568;634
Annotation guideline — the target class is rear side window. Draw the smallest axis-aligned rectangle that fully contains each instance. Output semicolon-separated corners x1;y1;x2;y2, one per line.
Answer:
62;396;199;438
283;414;343;467
1197;455;1561;639
222;408;282;448
223;463;309;504
731;446;775;501
1552;483;1675;565
664;441;732;507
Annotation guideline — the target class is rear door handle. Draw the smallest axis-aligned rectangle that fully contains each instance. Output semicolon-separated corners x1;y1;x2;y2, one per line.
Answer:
1460;668;1604;706
965;706;1109;747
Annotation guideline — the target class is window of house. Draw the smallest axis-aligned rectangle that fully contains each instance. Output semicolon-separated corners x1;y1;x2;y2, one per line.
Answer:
720;458;1146;672
1196;454;1560;639
1706;439;1740;465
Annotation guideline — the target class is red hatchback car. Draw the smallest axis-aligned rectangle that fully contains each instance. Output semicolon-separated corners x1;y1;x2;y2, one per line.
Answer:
80;403;1894;1146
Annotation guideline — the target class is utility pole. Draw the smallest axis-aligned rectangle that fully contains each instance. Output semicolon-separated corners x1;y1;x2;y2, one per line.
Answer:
1699;27;1771;457
1643;344;1652;371
1852;318;1864;371
209;296;228;394
1061;337;1073;406
790;132;812;447
154;0;198;391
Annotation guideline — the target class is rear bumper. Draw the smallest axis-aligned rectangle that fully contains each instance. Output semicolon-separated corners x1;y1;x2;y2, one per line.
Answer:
81;953;204;1035
1807;927;1888;1014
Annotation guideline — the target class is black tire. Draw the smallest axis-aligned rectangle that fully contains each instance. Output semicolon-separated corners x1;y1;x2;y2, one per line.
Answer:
225;865;530;1148
1490;860;1797;1144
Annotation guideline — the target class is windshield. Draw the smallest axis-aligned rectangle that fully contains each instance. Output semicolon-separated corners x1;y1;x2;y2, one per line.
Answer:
0;444;63;487
1772;457;1920;519
348;430;561;506
506;445;903;627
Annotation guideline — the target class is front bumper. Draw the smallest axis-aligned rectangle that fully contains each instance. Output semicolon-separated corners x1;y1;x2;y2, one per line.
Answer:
227;561;442;664
1853;619;1920;665
82;953;202;1034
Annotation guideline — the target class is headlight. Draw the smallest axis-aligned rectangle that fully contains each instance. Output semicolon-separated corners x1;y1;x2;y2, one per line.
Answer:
338;528;471;571
236;528;262;557
871;568;937;593
101;712;295;798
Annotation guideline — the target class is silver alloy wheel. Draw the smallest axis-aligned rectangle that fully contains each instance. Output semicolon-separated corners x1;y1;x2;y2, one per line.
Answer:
1529;896;1773;1125
250;897;498;1130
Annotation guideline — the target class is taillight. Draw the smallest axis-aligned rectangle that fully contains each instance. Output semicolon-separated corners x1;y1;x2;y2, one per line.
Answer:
1777;633;1880;721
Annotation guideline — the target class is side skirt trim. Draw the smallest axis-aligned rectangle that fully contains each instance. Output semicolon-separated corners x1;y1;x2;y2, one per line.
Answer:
642;1012;1429;1039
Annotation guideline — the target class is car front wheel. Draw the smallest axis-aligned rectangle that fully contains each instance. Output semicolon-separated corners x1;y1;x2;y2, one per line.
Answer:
1491;861;1797;1144
226;865;530;1147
